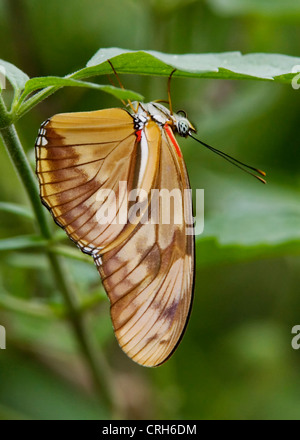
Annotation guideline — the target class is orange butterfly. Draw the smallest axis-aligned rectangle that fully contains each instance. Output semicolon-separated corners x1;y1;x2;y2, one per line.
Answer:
35;70;266;367
35;94;198;367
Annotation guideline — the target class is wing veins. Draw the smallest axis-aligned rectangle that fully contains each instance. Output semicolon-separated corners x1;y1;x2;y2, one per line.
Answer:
40;132;134;188
121;253;179;350
140;260;185;364
116;250;175;337
104;242;157;288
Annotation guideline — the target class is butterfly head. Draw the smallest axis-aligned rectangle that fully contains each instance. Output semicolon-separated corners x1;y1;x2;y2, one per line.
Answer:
132;102;196;137
171;111;196;138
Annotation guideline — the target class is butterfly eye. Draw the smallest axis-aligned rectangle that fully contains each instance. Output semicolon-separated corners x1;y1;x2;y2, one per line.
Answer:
177;119;190;137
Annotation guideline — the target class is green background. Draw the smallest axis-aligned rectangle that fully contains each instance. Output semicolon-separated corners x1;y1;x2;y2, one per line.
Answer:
0;0;300;420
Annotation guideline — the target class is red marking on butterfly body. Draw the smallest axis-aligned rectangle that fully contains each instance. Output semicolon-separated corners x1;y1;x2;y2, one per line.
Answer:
136;129;142;143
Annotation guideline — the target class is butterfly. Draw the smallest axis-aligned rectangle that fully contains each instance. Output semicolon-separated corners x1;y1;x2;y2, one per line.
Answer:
35;69;266;367
35;95;199;367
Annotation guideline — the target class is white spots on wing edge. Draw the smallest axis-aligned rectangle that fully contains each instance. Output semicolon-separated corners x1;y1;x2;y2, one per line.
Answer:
76;241;104;266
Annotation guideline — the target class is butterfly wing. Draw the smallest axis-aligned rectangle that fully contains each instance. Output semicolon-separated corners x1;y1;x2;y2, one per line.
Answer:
36;108;144;252
98;122;194;367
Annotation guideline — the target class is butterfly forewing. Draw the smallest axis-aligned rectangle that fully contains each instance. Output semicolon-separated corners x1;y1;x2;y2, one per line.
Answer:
36;109;141;252
36;105;194;367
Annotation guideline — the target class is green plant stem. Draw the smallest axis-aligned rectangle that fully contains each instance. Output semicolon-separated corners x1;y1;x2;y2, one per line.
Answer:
0;285;105;319
0;94;117;415
14;85;62;119
14;71;95;119
0;97;51;238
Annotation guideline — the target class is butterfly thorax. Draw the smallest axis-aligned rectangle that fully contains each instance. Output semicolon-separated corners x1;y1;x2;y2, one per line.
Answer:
131;102;196;138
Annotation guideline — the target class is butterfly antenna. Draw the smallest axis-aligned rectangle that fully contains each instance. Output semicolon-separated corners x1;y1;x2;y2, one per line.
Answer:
167;69;176;115
107;59;136;112
189;134;267;184
106;73;126;107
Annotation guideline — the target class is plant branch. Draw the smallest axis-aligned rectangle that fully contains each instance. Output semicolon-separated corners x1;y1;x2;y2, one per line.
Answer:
0;96;51;238
0;284;105;320
13;85;62;121
12;71;97;120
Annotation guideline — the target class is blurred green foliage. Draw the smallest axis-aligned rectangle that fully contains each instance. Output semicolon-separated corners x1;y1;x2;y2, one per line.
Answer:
0;0;300;420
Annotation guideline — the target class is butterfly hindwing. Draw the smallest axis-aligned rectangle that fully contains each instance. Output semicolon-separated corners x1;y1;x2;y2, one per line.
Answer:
98;122;194;366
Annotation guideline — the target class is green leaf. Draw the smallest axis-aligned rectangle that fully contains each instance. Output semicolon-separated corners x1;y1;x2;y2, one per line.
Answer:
202;184;300;246
18;76;143;105
207;0;300;18
0;291;60;319
81;47;300;83
5;252;48;270
196;237;300;268
11;48;300;120
195;175;300;266
14;75;143;119
51;245;93;264
0;59;29;94
0;202;34;220
0;235;47;251
0;276;104;319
